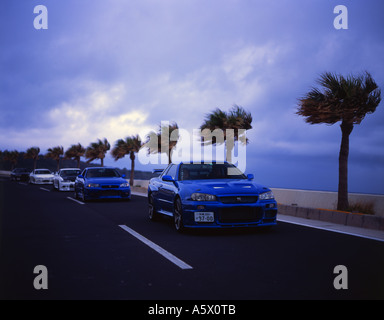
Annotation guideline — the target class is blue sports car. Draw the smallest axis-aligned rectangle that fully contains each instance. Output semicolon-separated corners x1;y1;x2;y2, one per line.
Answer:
148;162;277;232
74;167;131;201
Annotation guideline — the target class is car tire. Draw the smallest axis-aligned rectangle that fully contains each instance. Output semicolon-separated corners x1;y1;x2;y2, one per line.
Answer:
173;198;185;232
148;194;159;221
80;187;88;202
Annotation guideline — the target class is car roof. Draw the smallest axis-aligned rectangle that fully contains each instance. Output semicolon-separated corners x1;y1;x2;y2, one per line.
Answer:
177;161;230;165
85;166;117;170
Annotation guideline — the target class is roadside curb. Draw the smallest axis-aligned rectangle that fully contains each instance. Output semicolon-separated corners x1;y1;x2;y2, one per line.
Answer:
278;204;384;231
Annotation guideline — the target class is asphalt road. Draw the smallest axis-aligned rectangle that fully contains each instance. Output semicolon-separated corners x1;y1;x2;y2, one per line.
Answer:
0;178;383;301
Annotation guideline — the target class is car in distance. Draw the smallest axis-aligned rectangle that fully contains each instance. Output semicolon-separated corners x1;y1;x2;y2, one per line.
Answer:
29;169;54;184
10;168;30;181
74;167;131;201
148;162;277;232
53;168;82;191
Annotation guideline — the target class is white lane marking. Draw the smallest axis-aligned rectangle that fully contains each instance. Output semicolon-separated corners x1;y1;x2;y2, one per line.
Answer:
118;225;193;270
40;187;51;192
277;217;384;243
67;197;85;205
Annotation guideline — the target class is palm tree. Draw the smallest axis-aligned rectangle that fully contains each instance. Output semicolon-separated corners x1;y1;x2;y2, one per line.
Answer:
200;105;253;163
111;135;142;186
45;146;64;172
85;138;110;167
25;147;40;170
3;150;19;170
65;143;85;168
146;122;179;164
297;71;381;211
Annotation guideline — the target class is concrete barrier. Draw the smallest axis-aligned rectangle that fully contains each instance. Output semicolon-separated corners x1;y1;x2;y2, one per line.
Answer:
278;204;384;231
271;188;384;218
0;170;11;177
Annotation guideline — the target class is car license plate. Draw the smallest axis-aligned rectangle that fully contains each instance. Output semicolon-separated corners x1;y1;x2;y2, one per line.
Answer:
194;212;214;222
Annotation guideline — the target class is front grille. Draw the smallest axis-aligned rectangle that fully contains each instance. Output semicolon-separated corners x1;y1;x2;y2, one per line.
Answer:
219;207;263;223
99;190;122;197
220;196;258;204
101;185;119;189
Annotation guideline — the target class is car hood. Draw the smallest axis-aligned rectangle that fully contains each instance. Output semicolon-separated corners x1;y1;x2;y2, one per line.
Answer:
34;174;54;178
85;177;128;185
179;179;270;195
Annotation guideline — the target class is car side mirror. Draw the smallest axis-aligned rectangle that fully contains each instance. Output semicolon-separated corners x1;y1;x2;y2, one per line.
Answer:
247;174;254;180
77;174;84;179
121;174;126;178
162;175;174;182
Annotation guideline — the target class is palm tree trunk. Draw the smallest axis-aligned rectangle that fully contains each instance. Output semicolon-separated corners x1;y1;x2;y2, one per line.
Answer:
101;158;104;167
130;151;135;186
337;121;353;211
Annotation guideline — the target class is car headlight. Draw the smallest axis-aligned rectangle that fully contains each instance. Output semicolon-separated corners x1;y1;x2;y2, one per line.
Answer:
86;183;100;188
120;182;130;188
259;191;274;200
191;193;217;201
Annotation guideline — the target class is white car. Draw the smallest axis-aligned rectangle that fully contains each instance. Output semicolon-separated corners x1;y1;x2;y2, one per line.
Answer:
53;168;81;191
29;169;54;184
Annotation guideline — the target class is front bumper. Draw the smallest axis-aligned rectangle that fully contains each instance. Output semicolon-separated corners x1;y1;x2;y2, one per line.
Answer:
58;182;75;191
33;179;54;184
181;199;277;228
84;187;131;200
12;175;29;181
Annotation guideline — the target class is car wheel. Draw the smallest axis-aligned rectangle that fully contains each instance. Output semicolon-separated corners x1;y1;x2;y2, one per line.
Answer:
148;194;159;221
173;198;185;232
80;187;87;202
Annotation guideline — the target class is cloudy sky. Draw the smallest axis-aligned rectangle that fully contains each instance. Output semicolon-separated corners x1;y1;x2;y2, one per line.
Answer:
1;0;383;194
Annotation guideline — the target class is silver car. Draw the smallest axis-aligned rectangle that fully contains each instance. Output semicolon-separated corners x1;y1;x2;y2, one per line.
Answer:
53;168;81;191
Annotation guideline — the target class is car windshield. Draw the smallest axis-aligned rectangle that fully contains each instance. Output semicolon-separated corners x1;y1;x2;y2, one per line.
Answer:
86;168;121;178
178;163;247;181
13;168;28;173
35;169;51;175
60;170;81;177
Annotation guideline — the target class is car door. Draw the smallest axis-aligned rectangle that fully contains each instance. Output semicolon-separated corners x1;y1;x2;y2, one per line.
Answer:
157;164;178;213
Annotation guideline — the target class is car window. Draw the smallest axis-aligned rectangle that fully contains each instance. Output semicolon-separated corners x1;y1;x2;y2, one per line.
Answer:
35;169;51;175
160;164;172;178
85;168;121;178
60;170;81;177
166;164;178;180
179;163;247;181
